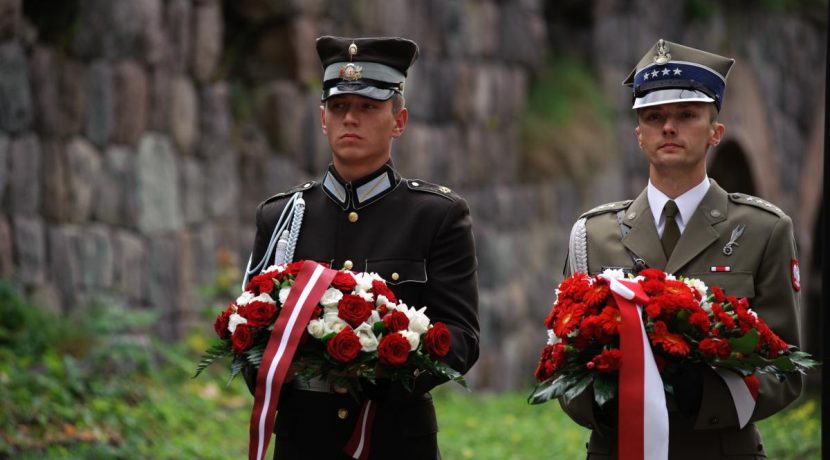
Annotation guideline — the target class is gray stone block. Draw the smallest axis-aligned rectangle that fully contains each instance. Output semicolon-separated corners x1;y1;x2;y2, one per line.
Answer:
146;233;178;339
0;42;33;134
180;157;205;225
11;214;45;284
191;1;222;82
48;225;80;309
0;133;7;204
28;48;87;138
76;224;114;290
205;152;239;220
112;60;148;145
259;80;304;155
86;60;114;147
136;134;182;233
190;223;216;288
499;3;546;69
165;0;191;75
40;140;69;222
199;82;231;144
112;230;145;302
0;212;11;277
65;137;103;223
137;0;166;65
148;67;171;132
170;76;198;155
0;0;22;39
8;134;40;215
72;0;143;60
94;145;137;226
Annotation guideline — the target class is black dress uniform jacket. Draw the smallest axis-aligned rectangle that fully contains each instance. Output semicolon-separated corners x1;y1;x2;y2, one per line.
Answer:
247;162;479;460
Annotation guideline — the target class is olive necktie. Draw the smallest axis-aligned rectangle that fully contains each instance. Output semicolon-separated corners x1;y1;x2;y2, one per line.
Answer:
661;200;680;258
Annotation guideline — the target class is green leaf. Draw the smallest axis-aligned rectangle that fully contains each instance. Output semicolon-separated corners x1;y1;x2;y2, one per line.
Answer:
728;329;760;355
593;376;617;408
244;344;265;367
527;371;589;405
229;357;244;384
563;373;593;404
192;341;232;378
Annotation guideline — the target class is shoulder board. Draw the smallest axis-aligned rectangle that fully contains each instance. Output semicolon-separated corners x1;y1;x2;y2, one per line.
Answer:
405;179;457;201
579;200;633;219
728;193;786;217
260;180;318;206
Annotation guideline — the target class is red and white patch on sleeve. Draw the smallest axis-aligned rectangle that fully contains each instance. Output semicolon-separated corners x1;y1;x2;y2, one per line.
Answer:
791;259;801;292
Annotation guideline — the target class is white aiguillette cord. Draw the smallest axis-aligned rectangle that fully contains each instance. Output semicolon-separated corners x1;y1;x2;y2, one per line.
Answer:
242;192;306;289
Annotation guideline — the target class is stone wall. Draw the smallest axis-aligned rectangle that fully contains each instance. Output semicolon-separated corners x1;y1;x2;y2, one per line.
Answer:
0;0;824;390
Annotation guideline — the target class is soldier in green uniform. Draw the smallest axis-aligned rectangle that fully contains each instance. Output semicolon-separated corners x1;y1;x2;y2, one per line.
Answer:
562;39;803;459
243;36;479;460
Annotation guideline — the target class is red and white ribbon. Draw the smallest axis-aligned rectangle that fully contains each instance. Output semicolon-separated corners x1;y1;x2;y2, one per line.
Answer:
248;261;337;460
602;276;669;460
343;400;377;460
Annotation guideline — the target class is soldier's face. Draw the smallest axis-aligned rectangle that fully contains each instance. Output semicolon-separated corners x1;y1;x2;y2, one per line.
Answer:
321;94;408;174
635;102;724;176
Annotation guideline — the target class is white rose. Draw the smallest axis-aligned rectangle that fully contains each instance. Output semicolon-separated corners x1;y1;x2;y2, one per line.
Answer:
236;291;256;306
357;290;374;302
354;273;374;292
406;306;431;334
367;310;381;325
278;287;291;304
376;294;390;307
399;329;421;351
354;323;379;352
323;312;348;333
252;293;276;305
320;288;343;308
307;318;331;339
228;313;248;334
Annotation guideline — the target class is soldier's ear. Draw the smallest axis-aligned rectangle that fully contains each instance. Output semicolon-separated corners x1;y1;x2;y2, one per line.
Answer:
634;126;643;148
709;122;725;147
320;104;328;134
391;107;408;138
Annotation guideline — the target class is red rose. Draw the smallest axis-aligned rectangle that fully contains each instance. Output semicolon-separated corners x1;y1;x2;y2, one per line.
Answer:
231;323;254;353
214;305;234;339
382;310;410;332
337;294;373;328
591;349;622;373
246;270;279;295
326;328;361;363
284;261;306;276
332;271;357;292
423;322;452;359
371;280;397;304
245;301;279;327
378;333;411;366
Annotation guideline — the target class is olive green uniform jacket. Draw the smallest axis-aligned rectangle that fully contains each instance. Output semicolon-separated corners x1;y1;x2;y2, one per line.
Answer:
562;181;803;460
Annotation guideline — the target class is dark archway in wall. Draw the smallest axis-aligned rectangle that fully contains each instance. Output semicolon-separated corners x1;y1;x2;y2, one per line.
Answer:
708;140;757;195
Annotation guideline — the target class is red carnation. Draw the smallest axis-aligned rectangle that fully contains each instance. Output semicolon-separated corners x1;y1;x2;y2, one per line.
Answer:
244;301;279;327
331;271;357;292
757;320;789;358
711;286;726;303
337;294;373;328
378;333;411;366
557;273;592;301
591;349;622;373
283;261;306;276
688;311;711;332
371;279;398;304
424;322;452;359
649;321;690;357
326;328;362;363
231;323;254;353
699;338;731;359
382;310;410;332
534;343;567;381
214;305;234;339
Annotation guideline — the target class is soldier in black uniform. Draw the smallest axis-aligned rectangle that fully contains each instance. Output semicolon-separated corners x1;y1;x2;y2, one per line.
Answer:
244;36;480;460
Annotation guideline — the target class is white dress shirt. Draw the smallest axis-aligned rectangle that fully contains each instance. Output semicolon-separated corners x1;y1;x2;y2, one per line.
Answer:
647;177;710;237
